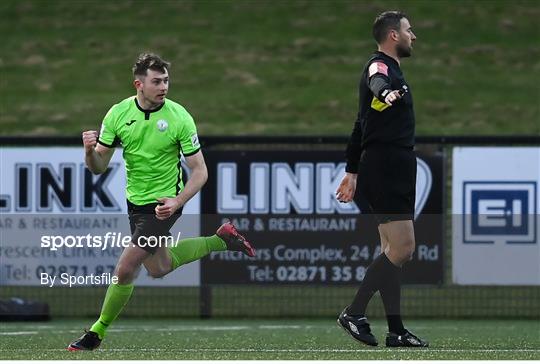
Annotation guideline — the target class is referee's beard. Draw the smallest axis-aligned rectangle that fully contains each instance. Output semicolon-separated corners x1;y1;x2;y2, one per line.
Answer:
396;43;412;58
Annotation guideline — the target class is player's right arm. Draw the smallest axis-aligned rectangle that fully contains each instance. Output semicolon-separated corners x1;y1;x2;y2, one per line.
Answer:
83;105;118;174
82;130;114;174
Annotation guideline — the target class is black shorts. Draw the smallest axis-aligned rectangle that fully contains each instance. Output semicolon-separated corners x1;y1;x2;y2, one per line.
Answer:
127;200;183;254
357;144;416;224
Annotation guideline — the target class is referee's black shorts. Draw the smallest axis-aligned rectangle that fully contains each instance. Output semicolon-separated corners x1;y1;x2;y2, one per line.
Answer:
127;200;183;254
357;143;417;224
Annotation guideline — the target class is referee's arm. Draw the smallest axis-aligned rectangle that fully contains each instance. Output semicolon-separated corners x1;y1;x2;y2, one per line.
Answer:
337;116;362;203
344;63;393;175
369;71;402;106
345;117;363;174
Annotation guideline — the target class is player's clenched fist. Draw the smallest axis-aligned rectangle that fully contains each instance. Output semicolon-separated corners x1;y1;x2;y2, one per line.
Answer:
82;130;98;153
155;197;182;220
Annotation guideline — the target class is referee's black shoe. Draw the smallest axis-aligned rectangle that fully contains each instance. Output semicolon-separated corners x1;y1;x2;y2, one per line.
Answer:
67;330;101;351
386;330;429;347
337;308;378;346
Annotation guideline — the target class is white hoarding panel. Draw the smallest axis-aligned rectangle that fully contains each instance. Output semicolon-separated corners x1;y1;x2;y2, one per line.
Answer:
452;147;540;285
0;147;200;287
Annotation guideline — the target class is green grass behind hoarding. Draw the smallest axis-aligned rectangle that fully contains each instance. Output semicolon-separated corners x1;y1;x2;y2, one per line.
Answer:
1;0;539;137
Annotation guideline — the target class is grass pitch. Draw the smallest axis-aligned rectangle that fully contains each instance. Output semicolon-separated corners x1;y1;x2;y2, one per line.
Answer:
1;0;539;136
0;318;538;360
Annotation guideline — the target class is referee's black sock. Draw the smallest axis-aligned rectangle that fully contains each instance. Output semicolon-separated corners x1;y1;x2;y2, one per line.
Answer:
347;253;392;317
379;255;406;335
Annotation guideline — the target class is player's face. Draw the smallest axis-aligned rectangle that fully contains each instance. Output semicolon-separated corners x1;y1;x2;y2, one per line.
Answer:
139;69;169;105
395;18;416;58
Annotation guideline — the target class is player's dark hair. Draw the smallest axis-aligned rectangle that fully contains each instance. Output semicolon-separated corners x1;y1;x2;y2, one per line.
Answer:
132;53;170;77
372;11;408;44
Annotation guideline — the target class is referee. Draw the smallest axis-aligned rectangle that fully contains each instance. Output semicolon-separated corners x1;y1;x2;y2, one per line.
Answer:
335;11;428;347
68;53;255;351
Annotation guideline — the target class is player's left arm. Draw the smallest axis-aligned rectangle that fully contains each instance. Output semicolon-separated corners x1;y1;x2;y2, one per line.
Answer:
155;151;207;220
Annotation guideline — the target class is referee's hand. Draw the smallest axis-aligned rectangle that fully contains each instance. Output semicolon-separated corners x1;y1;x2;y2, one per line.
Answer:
82;130;98;153
384;90;403;106
335;173;357;203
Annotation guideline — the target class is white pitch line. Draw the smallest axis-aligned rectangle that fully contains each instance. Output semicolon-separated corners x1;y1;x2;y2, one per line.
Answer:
155;326;249;331
0;323;536;337
101;348;540;353
0;324;530;332
0;348;539;353
0;331;38;336
0;325;314;335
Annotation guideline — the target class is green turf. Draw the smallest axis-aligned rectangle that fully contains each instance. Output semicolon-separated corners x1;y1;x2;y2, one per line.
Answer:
0;319;538;360
1;0;539;136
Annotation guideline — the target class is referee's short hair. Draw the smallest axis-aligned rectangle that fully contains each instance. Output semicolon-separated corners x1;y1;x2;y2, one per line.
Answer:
372;11;408;44
132;53;170;78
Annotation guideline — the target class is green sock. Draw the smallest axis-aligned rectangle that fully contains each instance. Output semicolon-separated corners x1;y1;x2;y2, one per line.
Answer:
168;235;226;270
90;283;134;339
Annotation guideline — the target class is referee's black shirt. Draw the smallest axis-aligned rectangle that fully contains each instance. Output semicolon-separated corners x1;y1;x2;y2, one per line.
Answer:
345;51;415;173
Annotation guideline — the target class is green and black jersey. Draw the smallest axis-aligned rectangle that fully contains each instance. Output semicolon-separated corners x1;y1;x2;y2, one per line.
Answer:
98;96;200;205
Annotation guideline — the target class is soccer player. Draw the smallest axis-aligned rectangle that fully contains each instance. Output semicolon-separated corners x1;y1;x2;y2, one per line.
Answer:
68;53;255;351
335;11;428;347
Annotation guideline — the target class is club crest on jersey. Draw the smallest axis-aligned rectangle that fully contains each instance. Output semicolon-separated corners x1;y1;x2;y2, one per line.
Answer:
157;119;168;132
